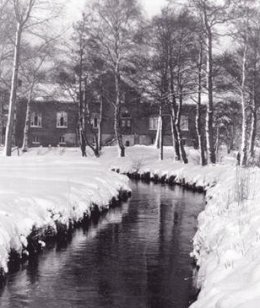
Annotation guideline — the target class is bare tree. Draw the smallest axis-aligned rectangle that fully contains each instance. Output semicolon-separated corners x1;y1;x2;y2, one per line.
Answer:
0;0;15;79
88;0;143;157
4;0;61;156
190;0;231;164
195;37;207;165
247;16;260;159
142;7;197;163
19;41;55;152
230;0;257;166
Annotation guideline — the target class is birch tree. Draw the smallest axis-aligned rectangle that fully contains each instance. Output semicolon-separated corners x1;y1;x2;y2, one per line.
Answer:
195;36;207;166
0;0;15;83
167;9;198;164
4;0;61;156
190;0;231;164
88;0;143;157
230;0;257;166
247;16;260;159
20;42;55;152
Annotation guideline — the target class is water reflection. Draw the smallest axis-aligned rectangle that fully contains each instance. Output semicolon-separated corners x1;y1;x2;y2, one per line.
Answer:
0;181;204;308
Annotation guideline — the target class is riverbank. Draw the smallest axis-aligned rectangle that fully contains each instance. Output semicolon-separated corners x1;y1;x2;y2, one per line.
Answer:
97;146;260;308
0;181;205;308
0;153;130;277
3;145;260;308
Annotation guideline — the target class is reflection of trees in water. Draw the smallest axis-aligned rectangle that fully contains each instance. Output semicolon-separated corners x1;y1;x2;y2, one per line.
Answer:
0;182;204;308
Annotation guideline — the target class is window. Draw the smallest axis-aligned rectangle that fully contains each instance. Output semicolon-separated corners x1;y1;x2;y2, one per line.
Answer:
30;112;42;127
121;119;126;127
57;112;68;128
121;119;131;128
149;117;158;130
121;106;130;118
32;136;40;144
91;117;98;129
180;115;189;131
91;113;100;129
59;136;65;144
121;92;126;104
3;104;8;113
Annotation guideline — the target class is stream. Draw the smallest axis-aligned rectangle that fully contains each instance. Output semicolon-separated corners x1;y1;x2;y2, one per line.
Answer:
0;181;205;308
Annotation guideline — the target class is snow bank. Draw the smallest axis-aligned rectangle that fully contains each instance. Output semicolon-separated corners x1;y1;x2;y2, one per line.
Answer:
5;145;260;308
190;167;260;308
0;155;129;273
94;146;260;308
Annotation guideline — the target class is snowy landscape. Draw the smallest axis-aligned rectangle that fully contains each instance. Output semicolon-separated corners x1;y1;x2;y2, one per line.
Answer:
0;0;260;307
0;146;258;307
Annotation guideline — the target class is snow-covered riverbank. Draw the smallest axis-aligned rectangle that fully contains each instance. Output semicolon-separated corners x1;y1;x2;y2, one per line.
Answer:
96;145;259;308
0;153;130;274
2;145;260;308
190;167;260;308
109;147;260;308
128;152;260;308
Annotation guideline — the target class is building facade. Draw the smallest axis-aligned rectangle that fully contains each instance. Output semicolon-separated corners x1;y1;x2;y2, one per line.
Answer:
0;82;199;148
16;100;78;147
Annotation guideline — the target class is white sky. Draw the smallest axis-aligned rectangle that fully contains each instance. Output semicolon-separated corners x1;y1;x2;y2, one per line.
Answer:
64;0;168;22
140;0;168;17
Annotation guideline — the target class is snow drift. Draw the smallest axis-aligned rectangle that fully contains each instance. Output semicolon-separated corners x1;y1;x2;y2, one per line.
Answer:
0;154;129;273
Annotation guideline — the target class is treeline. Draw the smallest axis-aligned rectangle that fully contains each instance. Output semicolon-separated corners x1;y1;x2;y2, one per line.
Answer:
1;0;260;167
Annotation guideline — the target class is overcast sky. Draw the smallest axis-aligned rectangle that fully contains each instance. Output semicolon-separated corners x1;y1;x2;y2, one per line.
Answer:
64;0;168;22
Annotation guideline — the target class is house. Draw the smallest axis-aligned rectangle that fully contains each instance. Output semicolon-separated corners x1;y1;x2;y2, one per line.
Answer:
9;80;200;148
87;74;199;148
15;84;78;148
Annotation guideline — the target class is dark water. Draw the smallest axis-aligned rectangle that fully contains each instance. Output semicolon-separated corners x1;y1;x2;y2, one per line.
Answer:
0;181;204;308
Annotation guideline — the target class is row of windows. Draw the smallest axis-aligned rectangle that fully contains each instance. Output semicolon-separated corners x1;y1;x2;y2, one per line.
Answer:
148;116;189;131
30;112;189;131
91;117;189;130
90;117;131;129
31;112;68;128
32;136;65;144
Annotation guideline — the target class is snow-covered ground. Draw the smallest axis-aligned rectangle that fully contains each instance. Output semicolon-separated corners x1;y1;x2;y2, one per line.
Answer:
94;145;259;308
0;149;129;273
2;145;260;308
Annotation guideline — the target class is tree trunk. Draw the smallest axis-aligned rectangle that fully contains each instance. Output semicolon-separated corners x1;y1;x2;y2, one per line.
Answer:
114;104;125;157
240;43;248;167
22;86;33;152
196;41;207;166
176;122;188;164
215;126;220;161
249;104;257;158
114;67;125;157
97;80;104;151
206;30;216;164
77;45;87;157
155;115;161;149
4;22;22;156
249;58;257;159
176;91;188;164
159;105;163;161
97;120;102;152
169;52;181;161
170;110;181;161
80;132;87;157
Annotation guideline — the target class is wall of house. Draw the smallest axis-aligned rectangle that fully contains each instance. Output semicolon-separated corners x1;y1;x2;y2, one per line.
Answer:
13;74;200;149
88;80;199;148
16;100;78;147
0;91;9;145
